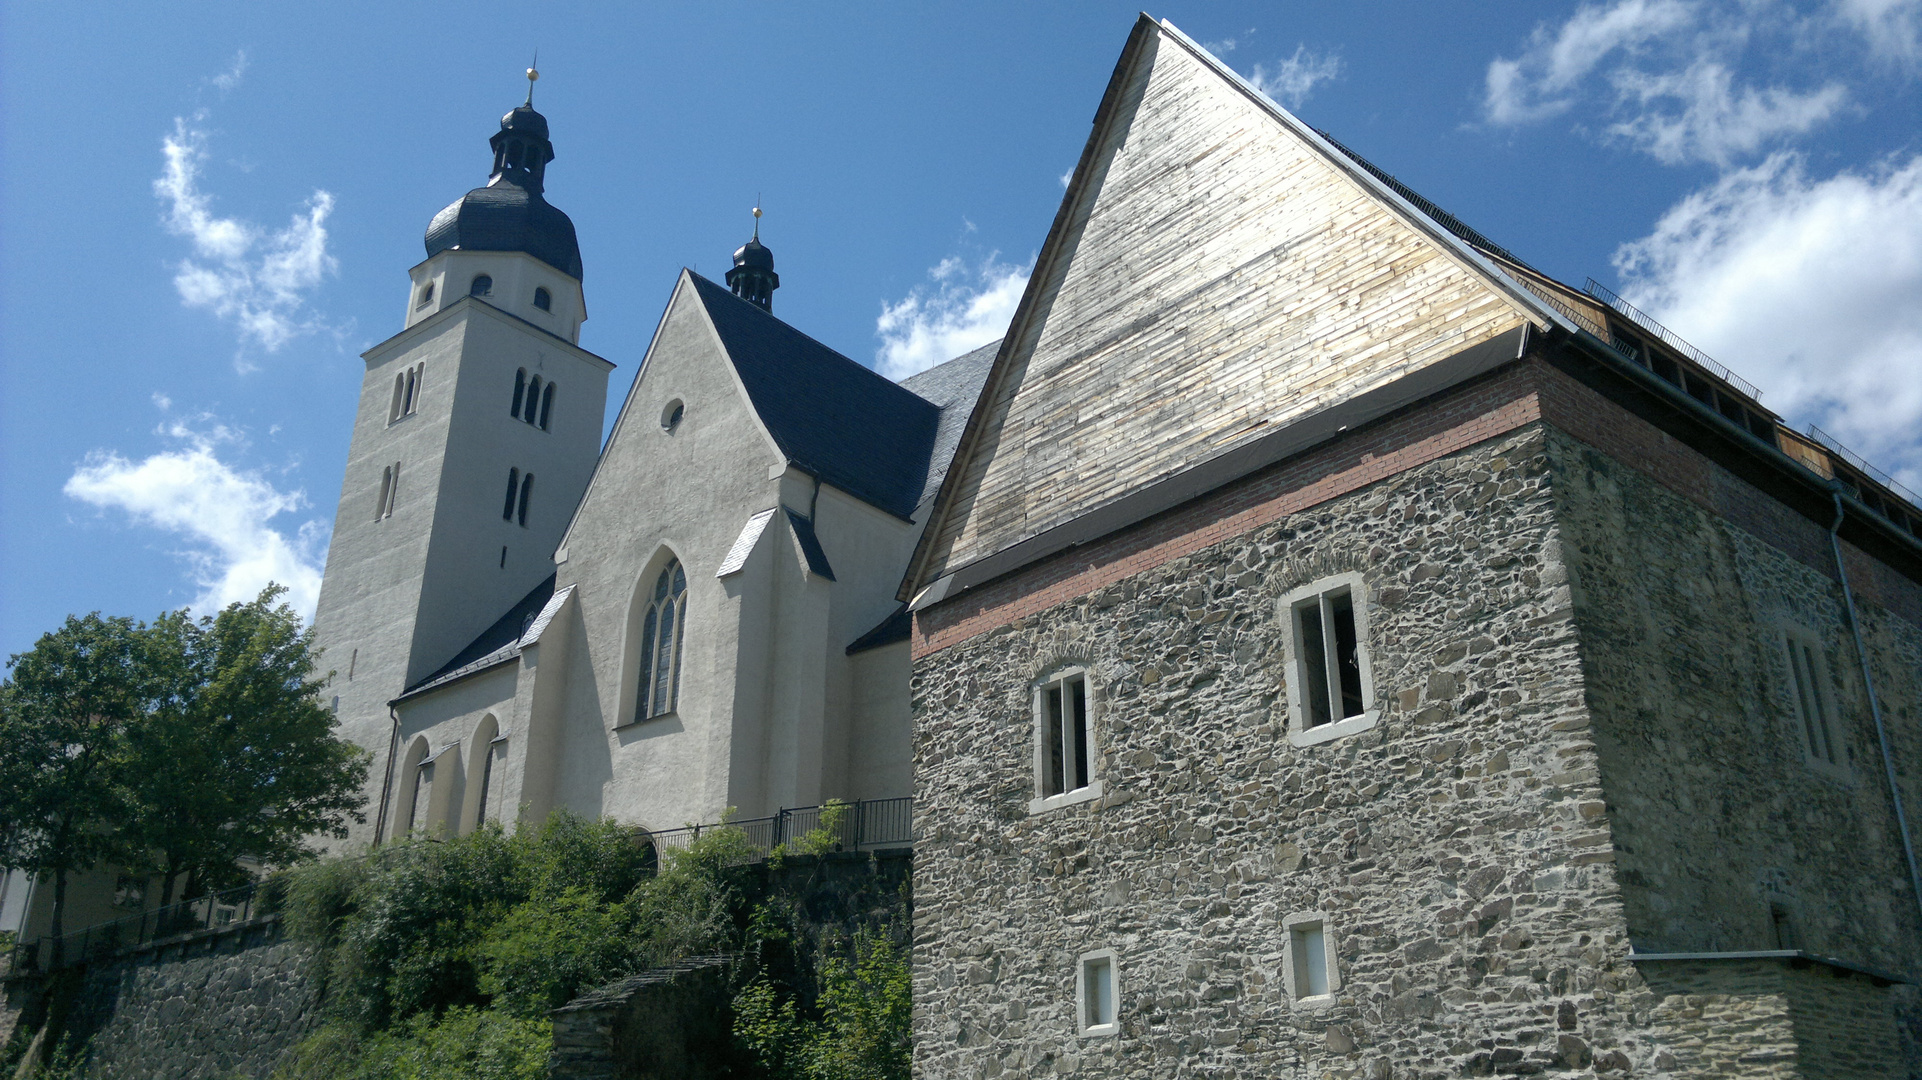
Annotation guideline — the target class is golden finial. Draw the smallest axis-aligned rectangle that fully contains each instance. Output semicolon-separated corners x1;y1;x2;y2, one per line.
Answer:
752;199;762;241
525;51;540;106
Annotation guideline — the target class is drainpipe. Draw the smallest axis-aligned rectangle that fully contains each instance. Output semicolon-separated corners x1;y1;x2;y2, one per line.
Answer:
371;704;402;848
1829;487;1922;934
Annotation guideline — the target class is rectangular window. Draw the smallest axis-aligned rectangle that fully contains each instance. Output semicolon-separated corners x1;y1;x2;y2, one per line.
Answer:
1076;950;1119;1036
1282;912;1339;1001
1282;574;1376;745
1032;670;1100;812
1784;629;1842;772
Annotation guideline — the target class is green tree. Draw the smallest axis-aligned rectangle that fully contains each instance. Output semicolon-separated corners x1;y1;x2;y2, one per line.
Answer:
0;613;150;962
119;588;370;909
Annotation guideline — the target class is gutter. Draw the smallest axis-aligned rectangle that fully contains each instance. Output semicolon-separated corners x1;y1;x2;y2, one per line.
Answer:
1828;486;1922;939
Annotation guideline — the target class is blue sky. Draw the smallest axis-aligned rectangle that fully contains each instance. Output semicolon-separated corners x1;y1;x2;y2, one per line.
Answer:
3;1;1919;657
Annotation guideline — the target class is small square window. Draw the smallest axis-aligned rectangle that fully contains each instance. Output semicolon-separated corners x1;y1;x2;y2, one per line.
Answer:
1280;573;1378;746
1782;627;1846;776
1076;949;1120;1037
1282;911;1339;1003
1030;669;1102;813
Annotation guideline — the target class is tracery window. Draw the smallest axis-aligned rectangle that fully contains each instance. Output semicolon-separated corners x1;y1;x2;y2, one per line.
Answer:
635;559;689;720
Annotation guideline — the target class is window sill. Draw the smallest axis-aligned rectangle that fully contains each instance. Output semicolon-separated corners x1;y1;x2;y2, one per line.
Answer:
1028;780;1103;816
1077;1022;1120;1038
1290;992;1339;1010
613;711;678;732
1287;710;1380;748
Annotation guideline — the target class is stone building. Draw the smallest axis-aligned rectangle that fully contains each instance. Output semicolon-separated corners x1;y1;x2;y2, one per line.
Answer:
902;16;1922;1078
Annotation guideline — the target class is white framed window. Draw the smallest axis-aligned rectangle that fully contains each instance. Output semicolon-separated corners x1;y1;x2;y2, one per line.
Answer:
1280;573;1377;746
1282;911;1339;1003
1030;668;1101;813
1782;627;1845;776
635;559;688;720
1075;949;1120;1037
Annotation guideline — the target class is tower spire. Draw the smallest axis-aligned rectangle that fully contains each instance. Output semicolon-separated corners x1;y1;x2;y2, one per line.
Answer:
727;203;780;312
525;53;539;106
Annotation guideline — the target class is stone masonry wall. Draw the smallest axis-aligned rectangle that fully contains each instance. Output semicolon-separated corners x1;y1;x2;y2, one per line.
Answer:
64;918;318;1080
1544;425;1922;974
911;424;1662;1078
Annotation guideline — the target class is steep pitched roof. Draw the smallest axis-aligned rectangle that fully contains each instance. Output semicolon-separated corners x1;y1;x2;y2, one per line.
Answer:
902;15;1573;603
688;273;941;521
902;338;1001;510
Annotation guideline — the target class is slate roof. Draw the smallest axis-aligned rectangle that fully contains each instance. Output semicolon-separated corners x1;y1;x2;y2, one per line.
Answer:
846;604;912;655
688;273;941;520
426;182;584;280
398;573;557;699
902;338;1001;510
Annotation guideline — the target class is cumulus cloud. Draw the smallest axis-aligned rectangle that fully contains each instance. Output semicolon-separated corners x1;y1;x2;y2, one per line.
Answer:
1249;46;1345;110
1614;152;1922;488
1483;0;1849;165
875;254;1031;379
64;418;329;619
156;115;338;357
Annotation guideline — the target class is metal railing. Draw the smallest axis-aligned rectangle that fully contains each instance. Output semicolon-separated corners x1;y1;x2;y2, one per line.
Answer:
5;880;268;975
1808;425;1922;534
645;797;914;863
1582;278;1763;401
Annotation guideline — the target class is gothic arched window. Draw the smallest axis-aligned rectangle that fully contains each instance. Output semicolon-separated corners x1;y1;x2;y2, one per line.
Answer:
471;275;493;297
502;467;520;521
525;376;542;425
534;287;552;311
539;383;555;430
512;369;527;418
516;472;534;527
636;560;688;720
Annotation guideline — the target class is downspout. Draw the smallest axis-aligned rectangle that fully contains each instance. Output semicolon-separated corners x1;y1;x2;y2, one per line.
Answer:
1829;487;1922;933
371;704;402;848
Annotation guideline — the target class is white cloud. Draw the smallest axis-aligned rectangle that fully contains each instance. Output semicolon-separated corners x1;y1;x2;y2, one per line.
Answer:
64;419;329;620
1607;62;1847;166
1483;0;1850;165
1249;46;1344;110
1614;152;1922;489
210;49;248;93
875;254;1031;379
1836;0;1922;63
1204;28;1256;55
156;115;337;357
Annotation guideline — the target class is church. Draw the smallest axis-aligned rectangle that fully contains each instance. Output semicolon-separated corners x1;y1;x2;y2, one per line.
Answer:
309;85;994;849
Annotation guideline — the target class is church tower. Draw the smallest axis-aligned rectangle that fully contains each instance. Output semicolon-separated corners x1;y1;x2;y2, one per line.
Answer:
311;72;615;846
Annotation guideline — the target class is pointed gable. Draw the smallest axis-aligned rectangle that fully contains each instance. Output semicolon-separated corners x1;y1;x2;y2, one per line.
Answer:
687;274;942;521
910;17;1554;594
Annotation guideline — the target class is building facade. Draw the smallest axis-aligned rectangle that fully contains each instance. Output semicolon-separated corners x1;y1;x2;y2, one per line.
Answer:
903;17;1922;1077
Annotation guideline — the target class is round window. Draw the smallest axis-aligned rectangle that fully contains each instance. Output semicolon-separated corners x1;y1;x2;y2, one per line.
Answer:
661;399;685;433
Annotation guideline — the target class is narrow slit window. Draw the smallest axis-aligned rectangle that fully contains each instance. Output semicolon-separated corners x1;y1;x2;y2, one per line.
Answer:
511;369;527;418
1785;630;1841;769
539;383;555;430
402;365;419;415
1035;671;1093;800
516;472;533;527
502;468;520;521
390;374;406;422
525;376;542;424
375;466;394;521
475;742;497;828
411;761;433;833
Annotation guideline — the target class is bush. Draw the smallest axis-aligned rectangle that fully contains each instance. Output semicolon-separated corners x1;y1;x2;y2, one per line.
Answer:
273;1009;549;1080
734;932;911;1080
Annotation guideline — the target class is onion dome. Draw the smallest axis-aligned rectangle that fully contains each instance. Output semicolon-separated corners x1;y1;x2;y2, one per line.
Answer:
726;207;780;311
423;78;582;280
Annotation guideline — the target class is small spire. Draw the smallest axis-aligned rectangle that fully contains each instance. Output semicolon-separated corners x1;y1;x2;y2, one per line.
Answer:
728;203;779;312
525;52;540;106
751;201;762;242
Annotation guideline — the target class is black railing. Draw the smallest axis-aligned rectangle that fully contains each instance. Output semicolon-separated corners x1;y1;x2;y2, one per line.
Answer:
4;880;266;975
645;797;913;863
1582;278;1763;401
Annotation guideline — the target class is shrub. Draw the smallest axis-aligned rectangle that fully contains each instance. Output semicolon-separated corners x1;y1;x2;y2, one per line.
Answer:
273;1009;549;1080
734;932;911;1080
